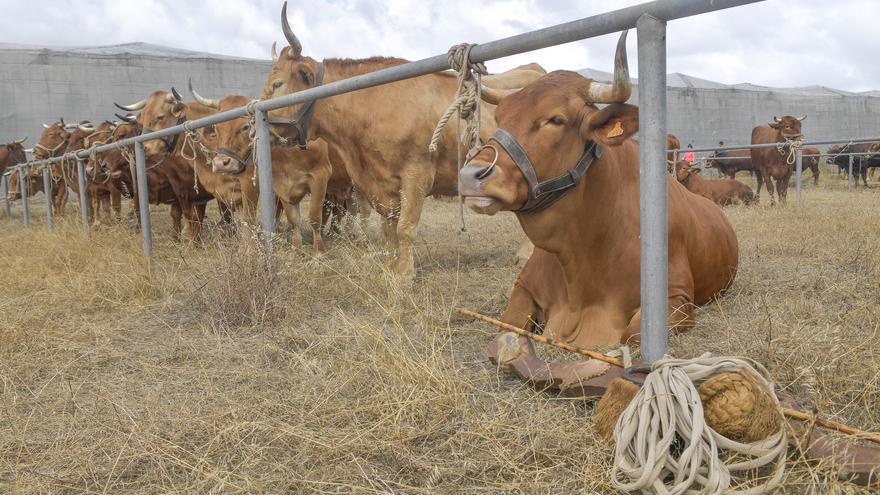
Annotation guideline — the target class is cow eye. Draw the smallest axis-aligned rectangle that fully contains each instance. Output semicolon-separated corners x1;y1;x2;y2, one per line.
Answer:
156;115;165;122
272;80;283;90
547;115;566;126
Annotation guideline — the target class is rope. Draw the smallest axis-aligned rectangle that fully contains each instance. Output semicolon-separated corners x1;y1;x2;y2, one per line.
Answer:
611;353;787;495
180;122;214;194
776;139;803;166
245;102;260;187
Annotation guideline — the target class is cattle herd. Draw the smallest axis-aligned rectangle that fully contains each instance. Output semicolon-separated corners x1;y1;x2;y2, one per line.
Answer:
0;3;878;386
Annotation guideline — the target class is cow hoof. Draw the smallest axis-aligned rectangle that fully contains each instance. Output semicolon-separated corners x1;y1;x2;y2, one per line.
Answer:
487;332;522;368
550;360;612;394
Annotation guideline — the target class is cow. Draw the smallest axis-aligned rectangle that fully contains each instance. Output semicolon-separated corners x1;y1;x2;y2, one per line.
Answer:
750;115;805;204
828;142;880;187
666;133;680;162
5;166;43;202
457;31;739;388
115;90;222;242
705;149;754;179
0;137;27;178
64;121;126;224
673;159;755;206
32;120;78;214
261;2;546;280
798;146;821;186
189;90;346;254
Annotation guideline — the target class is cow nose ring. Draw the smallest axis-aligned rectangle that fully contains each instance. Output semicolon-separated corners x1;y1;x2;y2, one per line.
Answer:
467;144;500;180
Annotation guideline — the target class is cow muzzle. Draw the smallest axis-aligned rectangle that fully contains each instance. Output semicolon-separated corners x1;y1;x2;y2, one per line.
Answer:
459;145;504;214
212;154;245;175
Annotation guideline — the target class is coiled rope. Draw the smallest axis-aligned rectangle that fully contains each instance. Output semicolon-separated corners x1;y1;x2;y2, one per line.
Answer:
611;353;787;495
777;139;803;166
430;43;487;232
180;121;215;194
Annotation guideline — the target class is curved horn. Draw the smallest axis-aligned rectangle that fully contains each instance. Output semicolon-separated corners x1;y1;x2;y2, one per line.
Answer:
773;116;780;123
115;99;147;112
171;87;183;102
115;113;138;123
281;2;303;58
796;115;807;121
480;85;518;105
59;117;66;127
587;30;631;104
78;123;95;133
12;137;27;145
42;123;51;129
24;148;33;154
188;78;220;109
271;41;279;63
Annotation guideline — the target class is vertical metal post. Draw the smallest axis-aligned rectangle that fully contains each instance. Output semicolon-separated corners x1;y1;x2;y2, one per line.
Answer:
42;165;54;231
19;167;30;227
848;155;854;191
76;158;90;240
135;142;153;257
795;148;803;205
2;174;10;218
637;14;668;363
254;109;276;250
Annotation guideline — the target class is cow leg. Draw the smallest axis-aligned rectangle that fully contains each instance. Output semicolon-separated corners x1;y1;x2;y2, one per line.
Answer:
89;193;100;226
111;189;122;221
170;203;183;242
282;201;302;250
393;170;432;281
308;179;328;256
190;203;206;244
755;171;764;200
99;194;111;225
763;171;777;205
861;166;869;187
775;176;789;204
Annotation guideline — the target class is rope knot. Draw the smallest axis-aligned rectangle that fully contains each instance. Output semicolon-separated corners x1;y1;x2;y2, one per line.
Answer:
429;43;487;153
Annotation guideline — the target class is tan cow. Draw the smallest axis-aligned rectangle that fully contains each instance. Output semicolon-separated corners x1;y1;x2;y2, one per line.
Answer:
261;2;546;280
673;160;755;206
458;32;739;387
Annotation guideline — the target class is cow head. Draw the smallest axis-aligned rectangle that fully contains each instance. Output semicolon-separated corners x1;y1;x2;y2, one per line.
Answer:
672;160;700;183
100;122;142;182
66;121;98;153
768;115;805;140
459;31;637;215
1;137;27;171
260;2;320;143
5;168;21;201
33;120;75;160
204;95;254;175
116;90;187;159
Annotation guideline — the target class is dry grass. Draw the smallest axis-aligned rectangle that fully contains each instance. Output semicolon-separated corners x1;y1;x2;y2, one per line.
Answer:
1;169;878;494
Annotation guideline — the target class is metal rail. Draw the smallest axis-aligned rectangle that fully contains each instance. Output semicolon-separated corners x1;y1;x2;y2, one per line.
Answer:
678;136;880;154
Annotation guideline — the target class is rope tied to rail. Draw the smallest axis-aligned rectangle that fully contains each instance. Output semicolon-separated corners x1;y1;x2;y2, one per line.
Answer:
611;353;787;495
244;101;261;187
777;139;803;166
180;121;214;194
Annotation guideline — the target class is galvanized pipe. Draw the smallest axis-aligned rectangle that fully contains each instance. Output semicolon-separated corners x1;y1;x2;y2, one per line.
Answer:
637;14;668;363
795;148;803;205
2;175;11;218
684;136;880;154
76;158;89;240
19;167;30;226
254;109;276;249
134;142;153;257
848;155;854;191
42;165;54;231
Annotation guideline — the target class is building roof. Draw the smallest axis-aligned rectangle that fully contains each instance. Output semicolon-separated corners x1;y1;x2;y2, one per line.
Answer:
0;41;266;62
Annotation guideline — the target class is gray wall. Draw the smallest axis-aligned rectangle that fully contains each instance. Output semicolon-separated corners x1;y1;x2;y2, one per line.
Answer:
0;46;271;144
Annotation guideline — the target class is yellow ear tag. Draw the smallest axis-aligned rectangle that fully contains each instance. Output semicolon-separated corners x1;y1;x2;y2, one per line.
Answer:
607;120;624;138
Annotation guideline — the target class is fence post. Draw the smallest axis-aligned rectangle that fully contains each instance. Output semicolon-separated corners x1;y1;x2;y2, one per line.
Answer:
637;14;668;363
2;174;10;218
795;148;803;205
20;166;30;227
254;109;276;251
135;142;153;257
848;155;854;191
76;157;90;240
42;164;54;231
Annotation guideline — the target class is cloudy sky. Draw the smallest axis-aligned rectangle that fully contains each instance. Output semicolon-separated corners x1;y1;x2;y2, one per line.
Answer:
0;0;877;92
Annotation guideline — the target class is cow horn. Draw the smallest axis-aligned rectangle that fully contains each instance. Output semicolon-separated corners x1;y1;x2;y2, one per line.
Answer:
12;137;27;145
773;116;780;123
115;99;147;112
78;123;95;133
271;41;279;63
59;118;66;127
796;115;807;121
480;85;518;105
171;87;183;102
115;113;138;123
188;78;220;109
42;123;51;129
24;148;33;154
281;2;303;58
587;30;631;104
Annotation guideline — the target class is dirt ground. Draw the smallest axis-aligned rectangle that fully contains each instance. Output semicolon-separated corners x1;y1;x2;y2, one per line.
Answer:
1;167;878;493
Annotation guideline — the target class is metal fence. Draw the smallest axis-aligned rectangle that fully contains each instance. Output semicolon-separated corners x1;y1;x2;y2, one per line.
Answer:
1;0;767;363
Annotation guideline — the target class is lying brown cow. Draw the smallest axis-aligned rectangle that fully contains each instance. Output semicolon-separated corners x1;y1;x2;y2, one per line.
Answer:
751;115;805;204
673;160;755;206
458;32;738;387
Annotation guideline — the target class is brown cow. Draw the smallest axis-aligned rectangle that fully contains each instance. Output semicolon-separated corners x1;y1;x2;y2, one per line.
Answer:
828;142;880;186
115;90;222;242
705;149;754;179
799;146;820;186
458;32;738;387
65;121;125;225
666;133;680;162
193;92;344;254
5;166;43;202
750;115;805;204
32;120;77;214
261;2;545;280
673;160;755;206
0;138;27;178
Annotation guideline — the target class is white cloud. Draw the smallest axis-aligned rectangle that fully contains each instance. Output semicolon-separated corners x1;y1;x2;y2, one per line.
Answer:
0;0;877;91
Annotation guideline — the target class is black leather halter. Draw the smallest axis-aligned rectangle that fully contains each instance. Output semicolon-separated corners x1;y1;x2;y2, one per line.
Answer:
144;116;186;154
267;62;324;149
486;128;602;213
215;146;252;171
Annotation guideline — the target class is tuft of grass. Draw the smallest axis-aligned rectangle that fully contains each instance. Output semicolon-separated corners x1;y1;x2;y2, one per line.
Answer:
1;172;879;493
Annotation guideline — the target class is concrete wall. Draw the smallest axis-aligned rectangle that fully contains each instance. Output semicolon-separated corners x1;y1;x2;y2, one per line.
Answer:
0;46;271;144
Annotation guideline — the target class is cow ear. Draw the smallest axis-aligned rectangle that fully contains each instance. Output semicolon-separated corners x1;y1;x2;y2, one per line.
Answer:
768;122;780;129
171;102;186;118
580;103;639;146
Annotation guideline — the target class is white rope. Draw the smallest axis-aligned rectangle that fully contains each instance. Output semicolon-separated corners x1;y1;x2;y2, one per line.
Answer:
428;43;487;153
611;353;788;495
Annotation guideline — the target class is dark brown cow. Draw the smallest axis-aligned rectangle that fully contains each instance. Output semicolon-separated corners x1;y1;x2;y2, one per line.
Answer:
750;115;805;204
458;33;738;387
666;133;680;162
0;138;27;178
798;146;820;186
32;120;76;214
5;166;43;202
260;3;546;280
673;160;755;206
828;142;880;186
705;149;754;179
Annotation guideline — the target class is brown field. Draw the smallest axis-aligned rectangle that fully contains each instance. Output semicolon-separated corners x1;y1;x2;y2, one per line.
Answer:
1;168;879;494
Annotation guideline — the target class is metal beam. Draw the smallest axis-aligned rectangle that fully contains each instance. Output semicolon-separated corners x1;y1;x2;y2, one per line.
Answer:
135;142;153;257
76;158;89;240
638;13;668;363
848;155;854;191
795;148;803;205
254;109;276;250
19;167;29;227
2;175;10;218
42;165;54;231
